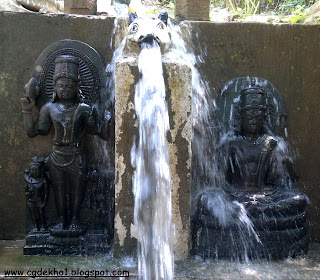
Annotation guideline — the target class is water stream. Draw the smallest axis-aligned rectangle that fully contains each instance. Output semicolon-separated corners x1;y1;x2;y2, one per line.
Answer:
168;22;265;261
131;41;173;280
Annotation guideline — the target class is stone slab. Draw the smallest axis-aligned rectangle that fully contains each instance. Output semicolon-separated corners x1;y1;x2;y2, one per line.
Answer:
114;55;192;260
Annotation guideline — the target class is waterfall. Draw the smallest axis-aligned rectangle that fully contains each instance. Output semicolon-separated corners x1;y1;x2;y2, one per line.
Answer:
131;40;173;280
169;23;262;261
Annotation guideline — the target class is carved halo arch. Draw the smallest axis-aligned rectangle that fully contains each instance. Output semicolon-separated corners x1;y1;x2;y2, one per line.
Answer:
30;39;107;109
216;76;287;137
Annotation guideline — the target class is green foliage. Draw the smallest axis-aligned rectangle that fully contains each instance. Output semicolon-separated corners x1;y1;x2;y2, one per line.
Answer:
226;0;262;15
155;0;174;5
276;0;315;15
152;0;317;18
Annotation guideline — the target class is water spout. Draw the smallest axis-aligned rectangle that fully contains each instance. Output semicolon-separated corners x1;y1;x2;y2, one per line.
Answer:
131;40;173;280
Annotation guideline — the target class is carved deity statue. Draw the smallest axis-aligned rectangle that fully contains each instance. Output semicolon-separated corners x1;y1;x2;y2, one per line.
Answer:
21;55;107;237
24;156;48;232
192;77;309;259
225;87;297;194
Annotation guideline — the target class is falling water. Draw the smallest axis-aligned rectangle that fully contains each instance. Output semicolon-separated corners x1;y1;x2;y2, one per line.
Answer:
131;40;173;280
168;22;262;261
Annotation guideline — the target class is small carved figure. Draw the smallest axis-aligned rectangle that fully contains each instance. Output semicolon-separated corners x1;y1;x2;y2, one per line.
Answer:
21;55;107;237
24;156;48;232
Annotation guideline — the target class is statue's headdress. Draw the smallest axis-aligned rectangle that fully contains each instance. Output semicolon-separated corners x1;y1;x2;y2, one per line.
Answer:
30;156;45;167
240;87;267;111
53;55;79;83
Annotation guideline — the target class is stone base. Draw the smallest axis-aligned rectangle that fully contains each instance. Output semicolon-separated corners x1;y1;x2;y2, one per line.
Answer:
24;230;111;256
194;227;308;260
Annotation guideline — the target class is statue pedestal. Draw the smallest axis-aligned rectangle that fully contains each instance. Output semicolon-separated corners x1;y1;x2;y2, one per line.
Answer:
195;226;308;259
24;230;111;256
114;55;192;260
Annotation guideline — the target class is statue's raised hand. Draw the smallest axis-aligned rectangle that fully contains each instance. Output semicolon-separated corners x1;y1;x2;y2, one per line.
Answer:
21;77;40;112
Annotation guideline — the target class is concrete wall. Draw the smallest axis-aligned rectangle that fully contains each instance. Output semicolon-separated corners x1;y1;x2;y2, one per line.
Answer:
0;11;320;245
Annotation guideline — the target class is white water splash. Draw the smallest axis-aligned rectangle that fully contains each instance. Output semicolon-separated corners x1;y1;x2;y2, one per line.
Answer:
131;41;173;280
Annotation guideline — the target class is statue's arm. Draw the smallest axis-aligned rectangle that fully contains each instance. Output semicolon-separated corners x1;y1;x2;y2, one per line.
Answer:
24;171;30;197
21;78;52;137
266;138;298;186
97;109;112;141
86;106;111;140
40;180;48;208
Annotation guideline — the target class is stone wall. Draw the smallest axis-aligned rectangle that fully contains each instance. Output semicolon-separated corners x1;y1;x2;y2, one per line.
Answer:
0;11;320;246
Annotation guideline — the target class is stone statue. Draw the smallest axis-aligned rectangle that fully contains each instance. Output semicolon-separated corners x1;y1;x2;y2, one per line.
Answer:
22;40;113;255
22;55;107;237
24;156;48;232
225;86;297;193
192;77;309;259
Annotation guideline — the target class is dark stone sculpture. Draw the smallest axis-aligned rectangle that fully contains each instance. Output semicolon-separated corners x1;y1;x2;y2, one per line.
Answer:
21;40;113;255
191;77;309;260
24;156;49;232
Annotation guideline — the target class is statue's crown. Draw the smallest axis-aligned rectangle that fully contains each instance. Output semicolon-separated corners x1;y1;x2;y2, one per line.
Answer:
53;55;79;82
240;87;266;111
30;156;45;166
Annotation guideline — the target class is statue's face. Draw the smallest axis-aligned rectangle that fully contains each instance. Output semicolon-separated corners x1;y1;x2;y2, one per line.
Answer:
30;164;41;178
241;109;265;137
54;78;77;101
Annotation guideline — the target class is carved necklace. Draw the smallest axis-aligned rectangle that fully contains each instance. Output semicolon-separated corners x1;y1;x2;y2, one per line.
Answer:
28;176;44;184
56;103;76;113
242;134;266;146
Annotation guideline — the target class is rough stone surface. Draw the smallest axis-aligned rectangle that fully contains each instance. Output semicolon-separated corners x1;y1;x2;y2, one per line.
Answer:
175;0;210;22
64;0;97;15
0;11;115;239
114;56;192;259
0;0;63;13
